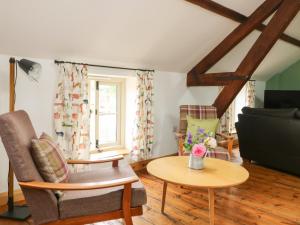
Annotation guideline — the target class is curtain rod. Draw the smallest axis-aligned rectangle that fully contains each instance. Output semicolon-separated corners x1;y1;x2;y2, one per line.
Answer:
54;60;155;72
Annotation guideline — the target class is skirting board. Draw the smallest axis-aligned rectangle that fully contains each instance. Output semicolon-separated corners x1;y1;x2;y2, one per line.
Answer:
130;153;178;171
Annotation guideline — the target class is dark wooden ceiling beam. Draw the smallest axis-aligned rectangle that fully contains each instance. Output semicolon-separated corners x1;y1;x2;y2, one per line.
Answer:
187;0;282;86
192;72;248;86
213;0;300;118
185;0;300;48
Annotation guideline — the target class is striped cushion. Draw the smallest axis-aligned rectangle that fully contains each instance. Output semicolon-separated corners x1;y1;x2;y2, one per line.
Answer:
31;133;69;183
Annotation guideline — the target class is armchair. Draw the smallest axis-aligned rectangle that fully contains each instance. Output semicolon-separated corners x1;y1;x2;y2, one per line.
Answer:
0;110;146;225
176;105;234;158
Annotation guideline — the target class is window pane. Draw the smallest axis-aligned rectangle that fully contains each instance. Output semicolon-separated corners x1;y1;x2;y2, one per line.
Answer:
89;80;96;148
99;84;118;145
99;85;117;114
234;86;247;123
99;114;117;144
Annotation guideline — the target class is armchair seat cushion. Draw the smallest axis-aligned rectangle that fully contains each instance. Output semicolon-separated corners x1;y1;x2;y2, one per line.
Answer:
58;165;147;219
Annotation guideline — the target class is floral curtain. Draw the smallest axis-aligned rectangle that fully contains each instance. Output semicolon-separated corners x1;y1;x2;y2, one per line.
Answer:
53;63;90;170
246;80;256;107
132;71;154;160
218;86;236;134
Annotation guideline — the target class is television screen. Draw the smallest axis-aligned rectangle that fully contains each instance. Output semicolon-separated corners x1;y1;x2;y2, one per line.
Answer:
264;90;300;109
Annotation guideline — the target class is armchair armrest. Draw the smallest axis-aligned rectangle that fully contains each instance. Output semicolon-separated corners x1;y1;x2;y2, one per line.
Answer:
19;175;139;191
216;132;234;157
216;132;234;140
175;132;186;138
175;132;186;156
67;155;124;164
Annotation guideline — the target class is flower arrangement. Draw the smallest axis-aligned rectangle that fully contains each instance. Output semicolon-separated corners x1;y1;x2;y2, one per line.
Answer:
204;136;217;151
184;128;217;158
191;143;207;158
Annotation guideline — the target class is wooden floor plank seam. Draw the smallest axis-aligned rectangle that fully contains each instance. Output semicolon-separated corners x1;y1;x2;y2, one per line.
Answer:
1;161;300;225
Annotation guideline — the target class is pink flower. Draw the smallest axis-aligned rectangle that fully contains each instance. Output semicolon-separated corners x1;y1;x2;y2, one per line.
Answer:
192;143;207;157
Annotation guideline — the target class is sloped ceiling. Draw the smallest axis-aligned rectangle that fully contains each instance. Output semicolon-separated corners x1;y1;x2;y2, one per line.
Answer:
0;0;299;80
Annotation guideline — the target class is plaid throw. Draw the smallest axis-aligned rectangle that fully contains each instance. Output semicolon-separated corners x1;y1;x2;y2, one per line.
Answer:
207;147;230;161
182;148;230;160
179;105;217;134
31;133;69;184
179;105;230;161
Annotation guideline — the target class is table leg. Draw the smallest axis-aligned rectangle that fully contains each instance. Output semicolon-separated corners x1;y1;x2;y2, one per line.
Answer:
161;181;168;213
208;188;215;225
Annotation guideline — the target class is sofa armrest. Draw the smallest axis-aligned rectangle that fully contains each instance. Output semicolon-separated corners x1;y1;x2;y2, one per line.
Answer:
19;175;139;191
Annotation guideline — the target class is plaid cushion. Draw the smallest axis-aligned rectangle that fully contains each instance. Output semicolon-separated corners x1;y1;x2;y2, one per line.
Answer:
31;132;69;184
179;105;217;134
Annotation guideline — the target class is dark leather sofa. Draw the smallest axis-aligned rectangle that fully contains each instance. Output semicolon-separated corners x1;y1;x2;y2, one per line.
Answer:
236;107;300;176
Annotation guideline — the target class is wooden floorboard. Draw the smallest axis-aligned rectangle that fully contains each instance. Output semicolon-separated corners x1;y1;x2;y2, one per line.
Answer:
1;162;300;225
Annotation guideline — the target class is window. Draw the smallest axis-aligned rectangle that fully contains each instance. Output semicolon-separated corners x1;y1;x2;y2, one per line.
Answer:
228;83;253;134
89;76;125;151
234;85;247;124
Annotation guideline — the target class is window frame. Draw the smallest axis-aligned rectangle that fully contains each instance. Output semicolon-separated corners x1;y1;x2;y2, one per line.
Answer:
88;75;125;152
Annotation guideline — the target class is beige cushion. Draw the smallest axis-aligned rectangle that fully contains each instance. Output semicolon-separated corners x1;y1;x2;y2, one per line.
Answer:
58;165;147;219
31;132;70;183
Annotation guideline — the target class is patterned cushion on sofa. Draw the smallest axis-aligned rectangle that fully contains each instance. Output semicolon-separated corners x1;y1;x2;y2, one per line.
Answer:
31;132;69;184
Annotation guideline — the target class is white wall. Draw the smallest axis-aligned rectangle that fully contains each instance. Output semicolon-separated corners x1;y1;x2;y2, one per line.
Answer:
153;71;219;157
0;54;218;192
0;54;58;192
89;68;219;157
255;81;266;108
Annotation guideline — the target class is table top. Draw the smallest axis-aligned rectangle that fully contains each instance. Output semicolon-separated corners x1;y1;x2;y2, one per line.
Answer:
147;156;249;188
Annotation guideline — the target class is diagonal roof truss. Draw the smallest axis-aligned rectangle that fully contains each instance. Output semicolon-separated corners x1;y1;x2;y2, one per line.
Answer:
186;0;300;118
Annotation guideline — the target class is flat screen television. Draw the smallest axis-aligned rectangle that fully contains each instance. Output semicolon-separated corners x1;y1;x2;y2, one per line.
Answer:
264;90;300;109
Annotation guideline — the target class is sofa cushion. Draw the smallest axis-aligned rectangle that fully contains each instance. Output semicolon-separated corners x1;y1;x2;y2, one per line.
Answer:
58;165;147;219
31;132;70;184
242;107;297;118
295;110;300;119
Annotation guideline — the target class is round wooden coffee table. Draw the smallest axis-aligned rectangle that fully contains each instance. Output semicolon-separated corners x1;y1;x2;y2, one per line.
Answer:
147;156;249;225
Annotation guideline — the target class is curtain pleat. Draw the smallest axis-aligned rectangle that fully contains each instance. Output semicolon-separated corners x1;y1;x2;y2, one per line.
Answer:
218;86;235;134
246;80;256;107
218;81;256;134
132;71;154;160
53;63;90;171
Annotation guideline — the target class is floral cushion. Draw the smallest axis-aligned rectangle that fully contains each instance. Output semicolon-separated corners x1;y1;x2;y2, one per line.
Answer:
185;116;219;145
31;132;69;184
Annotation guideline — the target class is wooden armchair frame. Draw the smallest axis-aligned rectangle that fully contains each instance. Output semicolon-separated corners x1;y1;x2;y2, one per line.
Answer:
177;105;235;157
176;132;234;156
19;155;142;225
